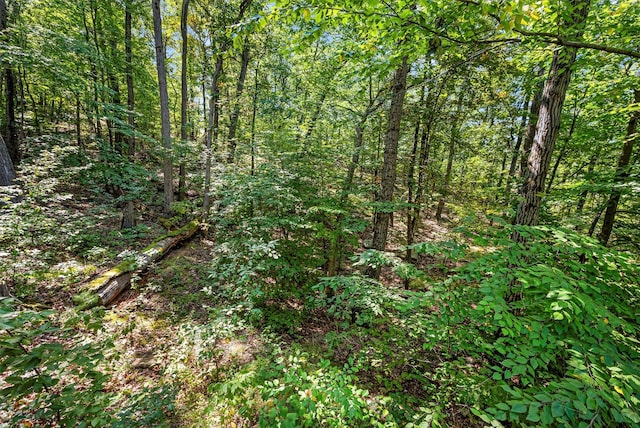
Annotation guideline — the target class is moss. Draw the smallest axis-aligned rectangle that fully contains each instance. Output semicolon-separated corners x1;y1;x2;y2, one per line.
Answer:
73;291;101;310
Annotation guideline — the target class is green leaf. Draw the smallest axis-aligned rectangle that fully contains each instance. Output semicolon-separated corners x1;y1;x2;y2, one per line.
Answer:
511;402;527;414
551;401;565;418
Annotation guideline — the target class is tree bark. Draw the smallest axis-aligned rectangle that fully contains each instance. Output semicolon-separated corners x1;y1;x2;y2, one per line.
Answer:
520;69;545;178
203;54;223;215
597;89;640;245
513;0;590;238
436;89;465;222
1;0;18;164
227;44;250;163
0;134;15;186
125;1;135;156
367;58;409;280
152;0;173;214
506;97;528;194
178;0;190;201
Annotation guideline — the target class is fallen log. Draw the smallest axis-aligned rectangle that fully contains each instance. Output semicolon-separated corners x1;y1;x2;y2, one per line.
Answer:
73;220;200;309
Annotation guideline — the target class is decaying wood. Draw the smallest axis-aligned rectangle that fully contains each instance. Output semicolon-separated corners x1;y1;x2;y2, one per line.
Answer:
74;220;199;309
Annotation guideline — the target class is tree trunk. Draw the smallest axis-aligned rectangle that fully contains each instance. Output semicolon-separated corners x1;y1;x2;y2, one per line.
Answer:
178;0;190;201
0;134;15;186
436;90;465;222
125;1;135;156
576;152;597;213
250;62;259;177
74;220;199;309
546;96;582;194
367;58;409;280
406;74;447;264
1;0;18;164
227;44;250;163
152;0;173;214
506;97;529;197
513;0;590;238
597;89;640;245
203;54;224;216
520;69;545;178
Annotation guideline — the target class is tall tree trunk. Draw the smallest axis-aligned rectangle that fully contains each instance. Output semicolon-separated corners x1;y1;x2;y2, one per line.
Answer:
203;54;223;215
125;1;135;156
546;96;582;194
404;86;426;279
250;62;259;177
152;0;173;214
81;3;101;138
406;74;448;265
597;89;640;245
178;0;190;201
520;69;545;178
4;69;18;163
108;39;125;153
1;0;18;164
436;90;465;222
505;97;530;200
366;58;409;280
513;0;590;238
121;1;136;229
227;44;250;163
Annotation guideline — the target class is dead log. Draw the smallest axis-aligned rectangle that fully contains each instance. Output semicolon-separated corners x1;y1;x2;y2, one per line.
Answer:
73;220;199;309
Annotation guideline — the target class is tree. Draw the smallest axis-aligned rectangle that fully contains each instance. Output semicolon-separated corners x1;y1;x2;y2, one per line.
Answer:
367;57;408;280
152;0;173;214
597;89;640;245
513;0;590;236
0;134;15;185
178;0;190;201
1;0;19;164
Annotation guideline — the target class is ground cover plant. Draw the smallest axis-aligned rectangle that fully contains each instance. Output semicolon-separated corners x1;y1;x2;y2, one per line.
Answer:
1;0;639;426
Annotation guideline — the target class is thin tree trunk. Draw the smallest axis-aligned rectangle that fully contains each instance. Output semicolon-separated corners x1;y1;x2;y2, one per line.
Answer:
108;39;125;153
152;0;173;214
125;1;135;156
576;152;597;213
436;90;465;222
513;0;590;238
82;4;101;138
227;43;250;163
207;1;255;215
203;54;223;215
404;86;426;280
406;75;448;261
546;96;582;194
597;89;640;245
301;90;328;151
506;97;530;199
250;62;259;177
178;0;190;201
367;57;409;280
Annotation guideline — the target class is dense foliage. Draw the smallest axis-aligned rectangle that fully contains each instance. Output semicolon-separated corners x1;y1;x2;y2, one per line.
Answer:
1;0;639;426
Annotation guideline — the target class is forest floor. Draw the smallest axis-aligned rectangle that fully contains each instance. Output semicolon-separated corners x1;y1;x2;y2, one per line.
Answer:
1;139;481;427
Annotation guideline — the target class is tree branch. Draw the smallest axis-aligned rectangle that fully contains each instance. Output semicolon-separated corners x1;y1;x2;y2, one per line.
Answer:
516;29;640;59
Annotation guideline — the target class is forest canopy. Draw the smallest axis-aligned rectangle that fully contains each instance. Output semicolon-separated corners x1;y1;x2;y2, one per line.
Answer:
0;0;639;426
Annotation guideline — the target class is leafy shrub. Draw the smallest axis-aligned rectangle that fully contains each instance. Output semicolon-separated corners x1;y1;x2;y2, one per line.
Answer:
0;299;176;427
213;349;398;427
0;299;114;426
452;226;640;427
